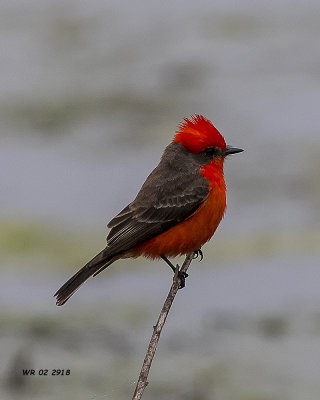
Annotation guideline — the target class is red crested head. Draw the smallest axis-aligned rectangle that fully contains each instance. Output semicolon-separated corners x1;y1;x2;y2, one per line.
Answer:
174;115;226;153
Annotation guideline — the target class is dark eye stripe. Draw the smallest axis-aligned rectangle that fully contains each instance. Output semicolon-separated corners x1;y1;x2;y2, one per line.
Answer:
204;147;220;157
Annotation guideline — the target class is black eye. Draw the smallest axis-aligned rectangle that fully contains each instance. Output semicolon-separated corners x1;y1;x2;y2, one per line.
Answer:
204;147;220;157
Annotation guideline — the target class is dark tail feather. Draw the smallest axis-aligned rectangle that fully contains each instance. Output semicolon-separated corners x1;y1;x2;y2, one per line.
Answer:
54;248;119;306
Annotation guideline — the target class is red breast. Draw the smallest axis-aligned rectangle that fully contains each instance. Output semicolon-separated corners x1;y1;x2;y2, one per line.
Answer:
133;161;226;258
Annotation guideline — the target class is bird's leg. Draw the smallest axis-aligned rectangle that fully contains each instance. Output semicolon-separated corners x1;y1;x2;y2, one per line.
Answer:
161;256;189;289
193;248;203;261
161;255;176;273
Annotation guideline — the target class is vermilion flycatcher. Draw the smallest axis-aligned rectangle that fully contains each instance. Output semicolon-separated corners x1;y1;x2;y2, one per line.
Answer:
55;115;243;305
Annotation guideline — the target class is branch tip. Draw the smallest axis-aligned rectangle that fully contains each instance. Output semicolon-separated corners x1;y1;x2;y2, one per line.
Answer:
131;253;193;400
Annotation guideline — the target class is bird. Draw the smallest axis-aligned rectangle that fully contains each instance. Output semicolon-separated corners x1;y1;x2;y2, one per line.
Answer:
55;115;243;306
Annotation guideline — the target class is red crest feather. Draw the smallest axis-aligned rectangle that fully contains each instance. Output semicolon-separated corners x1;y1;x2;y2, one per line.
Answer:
174;115;226;153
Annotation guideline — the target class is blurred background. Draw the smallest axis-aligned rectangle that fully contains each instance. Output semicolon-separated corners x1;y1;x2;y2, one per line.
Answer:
1;0;320;399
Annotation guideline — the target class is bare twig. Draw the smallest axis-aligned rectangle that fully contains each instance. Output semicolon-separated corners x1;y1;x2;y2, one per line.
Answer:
132;253;194;400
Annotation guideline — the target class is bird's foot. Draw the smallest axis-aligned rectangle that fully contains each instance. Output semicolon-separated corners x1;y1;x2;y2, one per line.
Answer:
161;256;189;289
193;249;203;261
177;270;189;289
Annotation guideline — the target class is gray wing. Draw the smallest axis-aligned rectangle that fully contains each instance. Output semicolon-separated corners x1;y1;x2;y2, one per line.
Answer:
106;162;209;255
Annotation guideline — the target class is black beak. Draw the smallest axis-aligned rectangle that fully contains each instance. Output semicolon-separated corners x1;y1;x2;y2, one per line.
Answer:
225;146;243;155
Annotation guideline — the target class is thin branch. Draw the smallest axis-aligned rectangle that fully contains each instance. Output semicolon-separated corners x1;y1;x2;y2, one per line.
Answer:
132;253;194;400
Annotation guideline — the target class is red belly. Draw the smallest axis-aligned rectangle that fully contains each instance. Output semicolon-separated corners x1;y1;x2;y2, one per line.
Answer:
133;186;226;258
